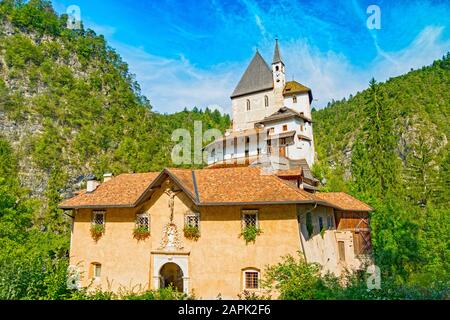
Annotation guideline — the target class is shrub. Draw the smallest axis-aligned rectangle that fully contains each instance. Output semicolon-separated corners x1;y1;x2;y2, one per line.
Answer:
183;225;200;241
240;225;262;244
90;224;104;241
133;226;150;241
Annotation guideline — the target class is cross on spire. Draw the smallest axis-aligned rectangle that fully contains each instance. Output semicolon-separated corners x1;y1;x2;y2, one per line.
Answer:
272;37;283;64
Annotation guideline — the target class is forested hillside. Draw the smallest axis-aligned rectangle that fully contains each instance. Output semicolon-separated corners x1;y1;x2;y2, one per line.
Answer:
0;0;229;299
0;0;230;228
313;56;449;203
310;56;449;296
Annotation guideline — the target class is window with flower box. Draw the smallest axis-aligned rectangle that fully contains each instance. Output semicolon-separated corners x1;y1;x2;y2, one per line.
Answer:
242;210;258;229
184;211;200;240
133;212;150;240
136;212;149;230
241;210;261;244
90;211;105;241
92;211;105;225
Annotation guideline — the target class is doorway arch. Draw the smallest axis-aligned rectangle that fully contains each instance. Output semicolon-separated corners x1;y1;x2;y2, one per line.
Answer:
159;262;184;292
152;253;189;293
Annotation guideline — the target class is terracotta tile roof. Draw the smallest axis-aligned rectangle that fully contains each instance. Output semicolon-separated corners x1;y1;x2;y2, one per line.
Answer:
274;168;302;177
192;167;315;204
59;168;372;212
59;172;160;209
315;192;373;212
165;168;197;200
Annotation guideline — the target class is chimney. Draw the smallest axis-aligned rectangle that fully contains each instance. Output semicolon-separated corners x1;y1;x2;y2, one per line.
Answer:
103;173;113;183
86;174;98;193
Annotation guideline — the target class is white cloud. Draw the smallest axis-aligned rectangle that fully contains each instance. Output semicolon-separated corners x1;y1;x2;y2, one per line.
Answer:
112;42;241;114
110;26;448;115
277;26;450;108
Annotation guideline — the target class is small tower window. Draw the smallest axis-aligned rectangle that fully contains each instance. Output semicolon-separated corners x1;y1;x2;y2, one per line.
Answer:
275;66;279;72
264;95;269;107
246;99;251;111
293;95;297;103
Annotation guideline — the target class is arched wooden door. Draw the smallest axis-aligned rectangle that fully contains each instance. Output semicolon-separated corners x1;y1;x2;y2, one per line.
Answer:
159;262;184;292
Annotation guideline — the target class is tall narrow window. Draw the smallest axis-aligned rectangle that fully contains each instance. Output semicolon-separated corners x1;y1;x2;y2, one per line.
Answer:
184;211;200;240
243;269;260;289
136;212;149;231
338;241;346;262
246;99;251;111
242;210;258;229
185;211;200;229
92;210;105;226
318;216;324;232
264;95;269;107
300;124;304;132
327;215;333;229
293;95;297;103
91;263;101;280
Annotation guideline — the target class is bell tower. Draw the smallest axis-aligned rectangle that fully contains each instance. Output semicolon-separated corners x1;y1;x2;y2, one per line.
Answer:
272;38;285;89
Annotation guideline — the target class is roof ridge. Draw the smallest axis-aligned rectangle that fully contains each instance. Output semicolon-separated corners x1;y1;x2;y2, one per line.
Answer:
231;51;274;98
258;167;315;201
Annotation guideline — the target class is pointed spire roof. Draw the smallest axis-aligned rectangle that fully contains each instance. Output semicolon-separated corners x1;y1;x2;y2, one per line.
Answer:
272;38;283;64
231;51;274;98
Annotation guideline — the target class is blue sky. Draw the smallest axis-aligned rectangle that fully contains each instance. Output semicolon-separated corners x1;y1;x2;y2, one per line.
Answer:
52;0;450;114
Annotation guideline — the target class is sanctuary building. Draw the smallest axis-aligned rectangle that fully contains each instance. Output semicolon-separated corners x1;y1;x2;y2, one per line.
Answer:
60;41;373;299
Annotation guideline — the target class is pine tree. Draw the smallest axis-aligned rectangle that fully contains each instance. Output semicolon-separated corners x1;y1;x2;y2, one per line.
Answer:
403;132;442;207
351;79;400;198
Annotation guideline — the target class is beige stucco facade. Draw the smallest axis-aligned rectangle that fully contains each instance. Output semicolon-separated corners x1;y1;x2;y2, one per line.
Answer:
69;177;366;299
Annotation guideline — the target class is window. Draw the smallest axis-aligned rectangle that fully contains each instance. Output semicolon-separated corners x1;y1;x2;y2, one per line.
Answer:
264;95;269;107
91;263;101;280
136;212;149;231
300;124;304;132
306;212;313;238
275;66;279;71
318;216;324;232
293;95;297;103
185;212;199;228
280;137;287;145
327;215;333;229
338;241;346;262
267;127;275;135
246;99;251;111
282;125;288;131
92;211;105;225
242;210;258;229
243;269;260;289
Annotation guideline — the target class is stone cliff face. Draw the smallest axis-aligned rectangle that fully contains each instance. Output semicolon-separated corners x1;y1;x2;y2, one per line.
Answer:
0;9;231;205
